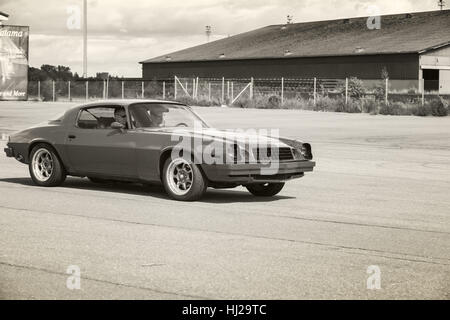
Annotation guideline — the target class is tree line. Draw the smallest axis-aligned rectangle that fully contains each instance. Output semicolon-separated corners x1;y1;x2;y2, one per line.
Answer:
28;65;122;81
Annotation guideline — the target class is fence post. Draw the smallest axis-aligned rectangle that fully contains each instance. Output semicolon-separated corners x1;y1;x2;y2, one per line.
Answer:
222;77;225;103
102;81;106;99
231;82;234;101
250;77;254;99
192;78;196;98
195;77;199;99
281;77;284;105
121;81;124;99
422;79;425;106
174;76;177;100
38;81;41;101
163;81;166;99
85;81;88;101
345;78;348;105
141;81;144;99
52;81;55;102
208;82;211;102
314;77;317;107
106;78;109;99
68;81;71;101
385;78;389;105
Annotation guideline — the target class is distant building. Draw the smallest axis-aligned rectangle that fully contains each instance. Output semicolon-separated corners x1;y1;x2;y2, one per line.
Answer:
140;10;450;93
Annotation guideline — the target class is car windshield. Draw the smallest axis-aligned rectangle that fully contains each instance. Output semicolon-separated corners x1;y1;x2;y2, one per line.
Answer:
129;103;209;129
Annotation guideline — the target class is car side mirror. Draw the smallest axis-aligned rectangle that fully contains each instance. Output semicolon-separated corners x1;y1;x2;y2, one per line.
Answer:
111;122;125;131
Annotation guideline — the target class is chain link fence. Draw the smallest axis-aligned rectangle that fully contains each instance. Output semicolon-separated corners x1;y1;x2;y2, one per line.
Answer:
27;77;448;109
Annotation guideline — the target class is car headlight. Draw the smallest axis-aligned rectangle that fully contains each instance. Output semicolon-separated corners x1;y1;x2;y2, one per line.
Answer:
300;143;313;160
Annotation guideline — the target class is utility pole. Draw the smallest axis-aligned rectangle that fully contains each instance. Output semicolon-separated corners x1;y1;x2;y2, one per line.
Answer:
82;0;87;78
438;0;446;10
205;26;212;43
287;15;293;24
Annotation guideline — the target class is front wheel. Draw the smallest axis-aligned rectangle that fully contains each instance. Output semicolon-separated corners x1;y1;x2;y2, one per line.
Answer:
162;157;207;201
29;144;66;187
246;183;285;197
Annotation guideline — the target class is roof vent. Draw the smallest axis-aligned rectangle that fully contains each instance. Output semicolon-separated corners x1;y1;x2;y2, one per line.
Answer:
405;13;413;19
165;56;172;62
219;53;226;59
284;50;293;56
343;18;350;24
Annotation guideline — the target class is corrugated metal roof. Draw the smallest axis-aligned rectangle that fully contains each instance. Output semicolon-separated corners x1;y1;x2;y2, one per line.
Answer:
141;9;450;64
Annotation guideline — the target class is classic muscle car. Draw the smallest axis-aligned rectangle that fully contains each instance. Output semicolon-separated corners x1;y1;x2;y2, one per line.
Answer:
4;100;315;201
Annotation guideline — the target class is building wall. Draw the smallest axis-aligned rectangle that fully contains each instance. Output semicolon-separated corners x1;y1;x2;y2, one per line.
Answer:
142;54;419;80
419;45;450;93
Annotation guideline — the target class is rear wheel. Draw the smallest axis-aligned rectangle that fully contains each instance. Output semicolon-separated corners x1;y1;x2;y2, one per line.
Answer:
246;183;285;197
162;157;207;201
29;144;66;187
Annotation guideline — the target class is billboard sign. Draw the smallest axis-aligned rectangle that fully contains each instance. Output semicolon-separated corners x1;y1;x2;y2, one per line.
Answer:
0;25;29;101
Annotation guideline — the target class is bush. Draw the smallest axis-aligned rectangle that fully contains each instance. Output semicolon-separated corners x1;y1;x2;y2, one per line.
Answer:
175;95;220;107
412;104;431;117
267;95;281;108
373;84;386;102
334;98;362;113
379;102;412;116
428;97;448;117
362;98;379;114
314;95;340;112
232;95;262;109
340;77;365;100
229;93;448;117
410;97;449;117
232;95;288;109
281;97;311;110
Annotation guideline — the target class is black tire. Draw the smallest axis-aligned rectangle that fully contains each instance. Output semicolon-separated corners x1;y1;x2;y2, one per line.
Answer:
162;157;207;201
246;183;285;197
29;143;66;187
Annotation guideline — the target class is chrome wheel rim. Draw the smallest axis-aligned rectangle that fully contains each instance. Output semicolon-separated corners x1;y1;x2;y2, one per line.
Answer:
32;148;54;182
166;158;193;196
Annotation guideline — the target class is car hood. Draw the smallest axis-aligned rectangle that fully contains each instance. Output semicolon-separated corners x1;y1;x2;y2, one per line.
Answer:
138;127;295;148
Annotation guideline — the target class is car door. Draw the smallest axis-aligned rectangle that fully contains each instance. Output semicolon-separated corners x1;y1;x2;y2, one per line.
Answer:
65;105;137;178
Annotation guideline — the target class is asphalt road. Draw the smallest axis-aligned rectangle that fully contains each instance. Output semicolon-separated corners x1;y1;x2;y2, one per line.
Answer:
0;102;449;299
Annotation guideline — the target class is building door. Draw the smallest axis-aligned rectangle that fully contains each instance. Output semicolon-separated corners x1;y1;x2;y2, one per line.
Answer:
439;70;450;94
423;69;439;92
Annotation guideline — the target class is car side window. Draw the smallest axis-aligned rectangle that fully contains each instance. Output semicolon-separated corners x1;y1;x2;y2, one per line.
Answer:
77;107;127;129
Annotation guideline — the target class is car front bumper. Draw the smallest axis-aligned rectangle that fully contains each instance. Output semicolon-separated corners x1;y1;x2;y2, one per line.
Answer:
202;160;316;184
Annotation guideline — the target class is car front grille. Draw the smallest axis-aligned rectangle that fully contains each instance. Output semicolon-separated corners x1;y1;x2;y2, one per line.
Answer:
233;145;295;163
254;147;294;162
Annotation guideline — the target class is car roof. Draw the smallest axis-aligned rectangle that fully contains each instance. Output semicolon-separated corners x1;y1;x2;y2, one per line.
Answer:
73;99;186;109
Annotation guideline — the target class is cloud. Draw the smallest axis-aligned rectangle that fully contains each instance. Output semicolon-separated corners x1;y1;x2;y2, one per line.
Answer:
2;0;441;76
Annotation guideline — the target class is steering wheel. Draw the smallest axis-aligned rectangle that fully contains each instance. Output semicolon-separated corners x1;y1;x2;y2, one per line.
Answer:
175;122;188;127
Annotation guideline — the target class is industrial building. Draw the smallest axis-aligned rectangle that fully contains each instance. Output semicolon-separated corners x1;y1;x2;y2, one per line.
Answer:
140;9;450;93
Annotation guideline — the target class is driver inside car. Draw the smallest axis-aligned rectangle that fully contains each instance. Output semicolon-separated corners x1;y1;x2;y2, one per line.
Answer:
114;108;128;128
149;106;169;128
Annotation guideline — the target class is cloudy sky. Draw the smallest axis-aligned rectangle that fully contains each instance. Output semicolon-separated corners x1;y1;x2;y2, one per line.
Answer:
1;0;443;77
